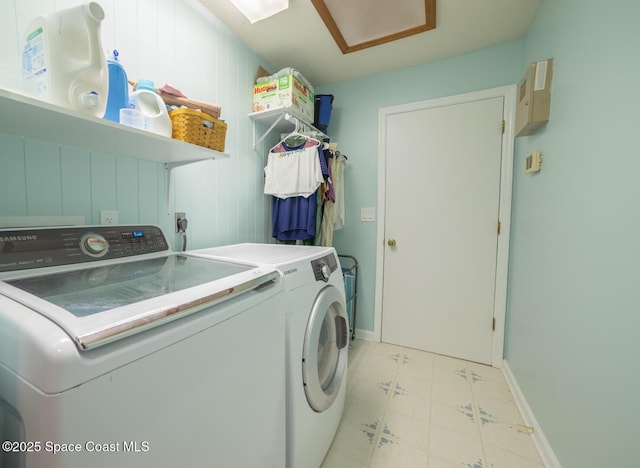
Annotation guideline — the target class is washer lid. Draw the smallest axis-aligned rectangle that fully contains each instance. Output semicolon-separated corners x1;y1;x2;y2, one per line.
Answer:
0;254;280;350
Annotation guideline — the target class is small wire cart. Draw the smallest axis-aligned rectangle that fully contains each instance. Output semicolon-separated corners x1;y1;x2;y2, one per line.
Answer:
338;255;358;340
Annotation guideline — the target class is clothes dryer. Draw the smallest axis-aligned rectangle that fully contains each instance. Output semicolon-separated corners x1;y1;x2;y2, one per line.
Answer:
190;244;349;468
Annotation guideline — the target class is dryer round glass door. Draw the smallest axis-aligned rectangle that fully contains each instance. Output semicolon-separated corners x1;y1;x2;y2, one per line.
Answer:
302;285;348;412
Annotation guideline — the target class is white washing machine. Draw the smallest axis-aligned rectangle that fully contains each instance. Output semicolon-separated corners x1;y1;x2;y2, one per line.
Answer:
0;226;286;468
190;244;349;468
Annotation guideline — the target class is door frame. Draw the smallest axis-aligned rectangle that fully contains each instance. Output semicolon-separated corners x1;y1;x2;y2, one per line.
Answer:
374;85;516;367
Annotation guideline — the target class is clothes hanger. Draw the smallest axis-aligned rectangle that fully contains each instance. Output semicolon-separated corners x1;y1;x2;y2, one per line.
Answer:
270;114;320;153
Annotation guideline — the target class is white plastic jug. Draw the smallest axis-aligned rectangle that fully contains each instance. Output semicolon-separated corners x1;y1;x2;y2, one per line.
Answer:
129;79;172;137
22;2;108;117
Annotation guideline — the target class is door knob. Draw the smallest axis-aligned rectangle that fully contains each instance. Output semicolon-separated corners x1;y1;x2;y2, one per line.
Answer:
387;238;397;247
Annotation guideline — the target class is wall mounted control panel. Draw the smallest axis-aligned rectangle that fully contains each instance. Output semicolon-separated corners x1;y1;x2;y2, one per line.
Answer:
516;58;553;137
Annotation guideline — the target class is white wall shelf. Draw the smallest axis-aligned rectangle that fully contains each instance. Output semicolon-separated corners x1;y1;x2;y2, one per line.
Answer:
249;107;327;150
0;88;230;169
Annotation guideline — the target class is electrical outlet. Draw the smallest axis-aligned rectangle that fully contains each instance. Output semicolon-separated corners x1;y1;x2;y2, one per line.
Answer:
100;210;119;225
175;212;185;232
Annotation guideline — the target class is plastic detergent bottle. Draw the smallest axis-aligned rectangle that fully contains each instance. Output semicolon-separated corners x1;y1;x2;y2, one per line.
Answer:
103;50;129;123
22;2;108;117
129;79;172;137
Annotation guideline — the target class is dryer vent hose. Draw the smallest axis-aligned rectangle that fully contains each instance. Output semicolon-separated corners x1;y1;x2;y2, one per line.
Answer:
177;217;188;251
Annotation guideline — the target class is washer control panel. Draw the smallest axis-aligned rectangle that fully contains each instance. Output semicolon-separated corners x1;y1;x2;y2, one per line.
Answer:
0;225;168;272
311;253;338;282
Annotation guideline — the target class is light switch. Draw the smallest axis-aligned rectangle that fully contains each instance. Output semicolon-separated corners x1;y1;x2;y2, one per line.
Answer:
361;207;375;222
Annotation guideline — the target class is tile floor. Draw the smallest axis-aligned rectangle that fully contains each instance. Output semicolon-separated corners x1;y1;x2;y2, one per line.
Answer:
321;340;545;468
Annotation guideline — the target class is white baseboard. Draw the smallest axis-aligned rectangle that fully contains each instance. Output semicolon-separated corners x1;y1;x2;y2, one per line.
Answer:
352;328;376;342
501;360;562;468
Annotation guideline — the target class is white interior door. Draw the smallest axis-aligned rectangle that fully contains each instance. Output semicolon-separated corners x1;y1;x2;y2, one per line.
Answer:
381;96;505;365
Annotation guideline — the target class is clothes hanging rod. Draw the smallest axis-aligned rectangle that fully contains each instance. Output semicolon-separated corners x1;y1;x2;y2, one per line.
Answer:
251;110;326;150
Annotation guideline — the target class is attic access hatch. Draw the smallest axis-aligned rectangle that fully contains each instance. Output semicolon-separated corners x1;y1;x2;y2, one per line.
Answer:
311;0;436;54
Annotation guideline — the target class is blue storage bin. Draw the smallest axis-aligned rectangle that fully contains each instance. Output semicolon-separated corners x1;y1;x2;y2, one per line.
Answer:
314;94;334;132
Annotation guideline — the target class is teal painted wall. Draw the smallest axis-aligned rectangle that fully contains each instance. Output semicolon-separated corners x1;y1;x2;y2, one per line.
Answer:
319;0;640;465
0;0;272;249
505;0;640;466
317;40;525;333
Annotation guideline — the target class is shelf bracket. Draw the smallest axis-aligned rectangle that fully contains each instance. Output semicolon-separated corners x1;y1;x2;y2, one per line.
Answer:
252;112;307;150
163;156;229;214
165;163;175;215
164;161;196;214
253;112;286;150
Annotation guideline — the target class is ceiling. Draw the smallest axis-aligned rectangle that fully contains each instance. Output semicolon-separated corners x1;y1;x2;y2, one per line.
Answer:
310;0;436;54
199;0;540;87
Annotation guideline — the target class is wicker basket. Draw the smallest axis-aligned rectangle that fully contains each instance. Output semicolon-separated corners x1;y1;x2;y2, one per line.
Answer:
169;108;227;152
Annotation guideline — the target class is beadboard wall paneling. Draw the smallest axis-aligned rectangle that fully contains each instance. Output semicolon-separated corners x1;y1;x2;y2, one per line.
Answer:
60;146;92;219
24;139;63;215
0;133;27;216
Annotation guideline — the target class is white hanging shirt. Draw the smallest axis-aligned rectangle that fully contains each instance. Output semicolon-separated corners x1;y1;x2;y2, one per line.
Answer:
264;144;323;199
